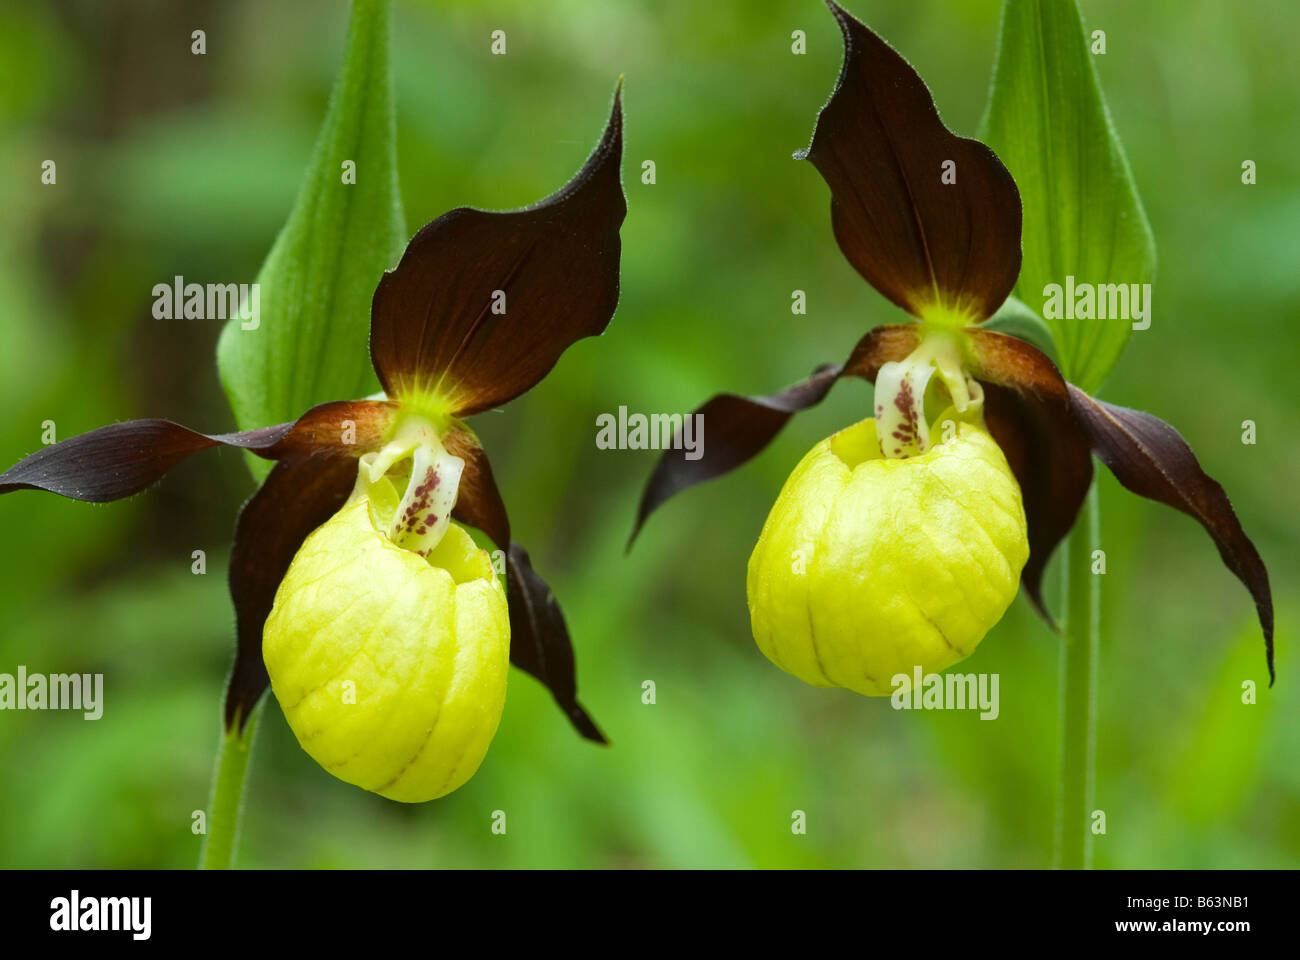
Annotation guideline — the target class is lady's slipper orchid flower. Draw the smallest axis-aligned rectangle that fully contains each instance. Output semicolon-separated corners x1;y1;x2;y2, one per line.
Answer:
631;3;1273;691
0;90;626;800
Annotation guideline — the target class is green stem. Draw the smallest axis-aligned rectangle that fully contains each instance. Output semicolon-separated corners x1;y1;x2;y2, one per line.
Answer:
199;701;262;870
1055;480;1100;869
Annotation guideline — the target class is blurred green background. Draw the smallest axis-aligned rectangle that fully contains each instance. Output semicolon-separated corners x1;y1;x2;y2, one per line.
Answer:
0;0;1295;868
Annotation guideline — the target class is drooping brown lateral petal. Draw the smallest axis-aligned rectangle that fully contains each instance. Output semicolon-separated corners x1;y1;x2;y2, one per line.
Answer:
224;456;358;731
982;382;1092;623
1067;384;1275;682
442;424;604;741
967;329;1093;622
369;87;625;416
629;365;841;549
506;542;606;743
629;323;918;547
0;399;396;503
801;1;1022;322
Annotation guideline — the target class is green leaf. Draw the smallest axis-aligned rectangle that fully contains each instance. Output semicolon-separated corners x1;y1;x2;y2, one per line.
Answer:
979;0;1156;394
217;0;405;480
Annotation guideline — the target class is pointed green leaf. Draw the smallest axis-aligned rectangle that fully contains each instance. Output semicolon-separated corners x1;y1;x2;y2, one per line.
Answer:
217;0;404;480
979;0;1156;393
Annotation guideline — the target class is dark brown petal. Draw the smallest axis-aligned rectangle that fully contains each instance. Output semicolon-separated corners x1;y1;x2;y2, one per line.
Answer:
801;1;1022;322
224;456;358;731
1067;384;1275;682
0;399;397;503
443;424;604;741
981;383;1093;623
628;323;918;547
967;328;1094;621
506;542;606;743
369;86;625;416
629;366;840;550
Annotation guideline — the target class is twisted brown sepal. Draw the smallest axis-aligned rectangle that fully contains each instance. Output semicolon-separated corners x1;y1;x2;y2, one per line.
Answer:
506;543;605;743
628;323;919;547
966;329;1093;623
0;399;397;502
225;456;358;731
444;425;606;742
369;84;625;416
0;400;398;733
1067;386;1275;683
801;1;1022;322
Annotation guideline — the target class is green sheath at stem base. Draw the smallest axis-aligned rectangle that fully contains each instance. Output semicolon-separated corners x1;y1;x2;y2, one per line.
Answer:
199;700;263;870
1056;480;1100;869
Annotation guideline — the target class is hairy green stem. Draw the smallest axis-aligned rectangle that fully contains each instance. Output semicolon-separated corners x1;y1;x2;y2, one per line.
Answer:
1056;480;1100;869
199;702;262;869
